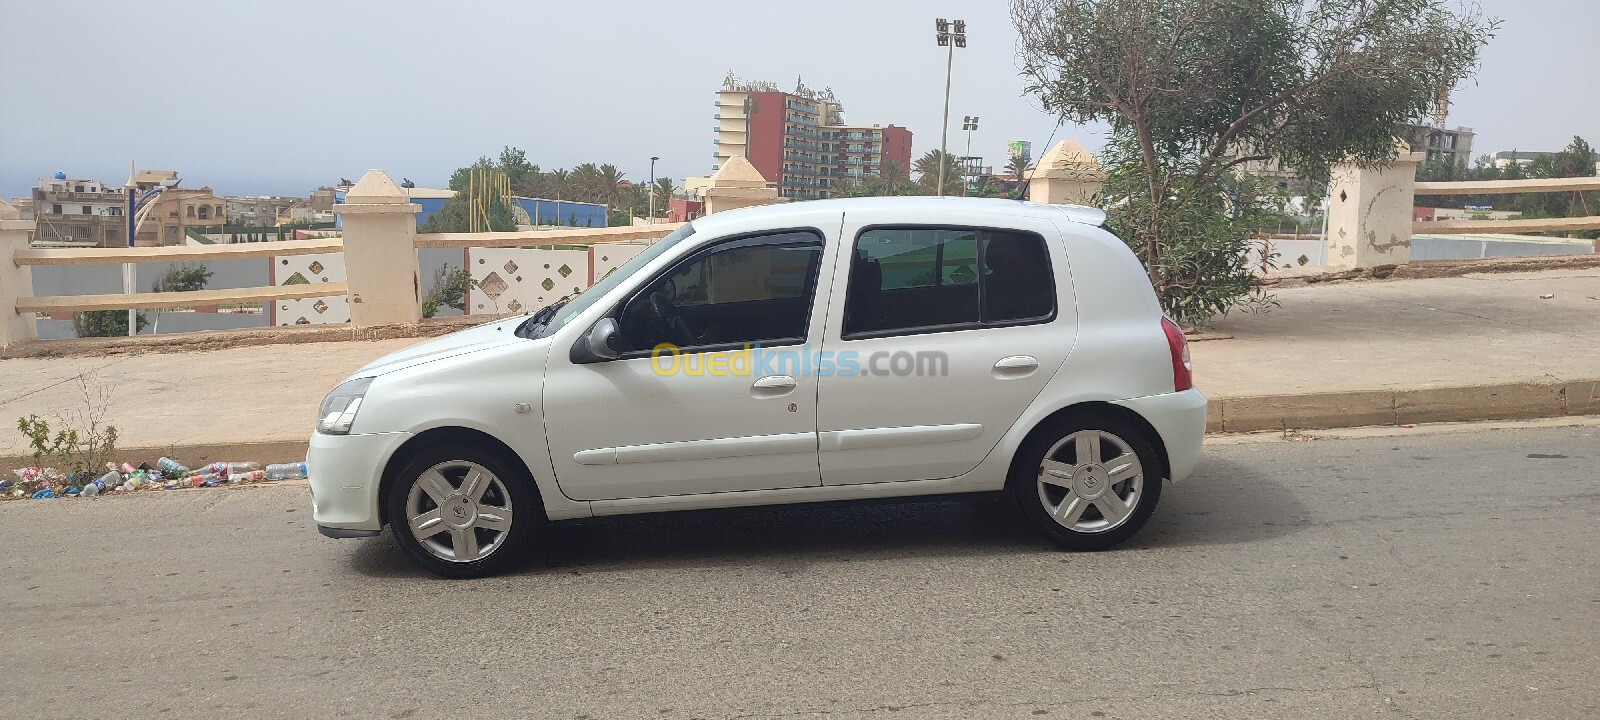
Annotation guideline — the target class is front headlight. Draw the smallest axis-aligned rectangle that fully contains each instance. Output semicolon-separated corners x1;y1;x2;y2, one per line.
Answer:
317;377;374;435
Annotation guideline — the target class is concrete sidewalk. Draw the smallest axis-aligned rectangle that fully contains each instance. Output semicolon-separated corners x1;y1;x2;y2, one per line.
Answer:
1;267;1596;463
1195;267;1600;430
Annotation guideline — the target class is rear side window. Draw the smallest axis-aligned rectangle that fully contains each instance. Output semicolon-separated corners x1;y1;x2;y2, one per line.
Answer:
845;226;1055;337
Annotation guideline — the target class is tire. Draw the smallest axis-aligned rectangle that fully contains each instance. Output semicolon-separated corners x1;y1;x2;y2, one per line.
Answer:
384;443;541;578
1007;412;1163;551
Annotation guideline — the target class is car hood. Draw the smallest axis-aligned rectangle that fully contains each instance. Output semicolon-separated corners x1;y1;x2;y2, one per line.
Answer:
348;319;534;379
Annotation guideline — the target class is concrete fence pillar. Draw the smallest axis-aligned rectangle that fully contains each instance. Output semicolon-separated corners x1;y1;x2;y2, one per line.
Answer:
1326;140;1424;268
0;199;38;349
704;156;779;215
1026;139;1106;206
334;170;422;326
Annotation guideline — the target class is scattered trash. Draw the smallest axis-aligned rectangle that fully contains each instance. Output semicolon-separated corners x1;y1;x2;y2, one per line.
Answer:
1399;423;1416;428
265;462;308;481
8;455;307;501
1539;293;1554;299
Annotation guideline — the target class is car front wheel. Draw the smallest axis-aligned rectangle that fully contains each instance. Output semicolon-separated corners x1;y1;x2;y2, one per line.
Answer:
385;444;539;578
1009;413;1163;550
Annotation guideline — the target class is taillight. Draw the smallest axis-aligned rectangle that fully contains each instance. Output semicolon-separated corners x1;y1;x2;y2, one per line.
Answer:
1161;317;1193;392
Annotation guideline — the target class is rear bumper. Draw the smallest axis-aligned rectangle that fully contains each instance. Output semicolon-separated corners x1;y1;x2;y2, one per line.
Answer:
307;430;411;534
1113;388;1206;482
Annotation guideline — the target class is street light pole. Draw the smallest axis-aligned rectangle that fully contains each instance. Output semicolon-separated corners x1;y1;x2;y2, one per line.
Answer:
962;116;979;196
935;18;966;197
121;163;177;337
649;156;659;224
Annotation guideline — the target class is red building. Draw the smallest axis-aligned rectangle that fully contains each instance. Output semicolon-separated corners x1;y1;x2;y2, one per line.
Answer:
715;78;913;201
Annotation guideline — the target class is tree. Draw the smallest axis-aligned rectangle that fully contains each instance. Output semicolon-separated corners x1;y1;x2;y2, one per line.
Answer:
652;177;676;216
151;263;212;293
913;150;964;193
1005;155;1033;182
422;264;476;318
1013;0;1495;327
74;310;147;338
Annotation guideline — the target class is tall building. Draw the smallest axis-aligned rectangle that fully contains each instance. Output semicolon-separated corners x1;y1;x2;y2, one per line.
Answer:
711;74;913;201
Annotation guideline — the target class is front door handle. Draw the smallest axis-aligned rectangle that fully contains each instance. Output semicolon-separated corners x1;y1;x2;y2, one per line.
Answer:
993;355;1039;378
752;375;798;398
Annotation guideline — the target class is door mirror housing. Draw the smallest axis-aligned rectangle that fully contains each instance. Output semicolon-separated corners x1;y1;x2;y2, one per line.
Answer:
571;317;622;363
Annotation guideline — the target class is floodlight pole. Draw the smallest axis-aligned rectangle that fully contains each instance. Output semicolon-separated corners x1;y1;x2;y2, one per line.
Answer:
935;19;965;197
937;37;953;197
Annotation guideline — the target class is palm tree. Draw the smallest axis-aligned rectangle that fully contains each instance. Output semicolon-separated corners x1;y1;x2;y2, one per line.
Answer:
651;177;676;217
597;163;627;205
913;150;964;194
873;161;915;196
1005;155;1033;182
571;163;604;203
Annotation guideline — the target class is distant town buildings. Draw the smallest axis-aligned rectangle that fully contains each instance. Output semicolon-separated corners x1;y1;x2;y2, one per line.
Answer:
30;174;126;247
225;195;300;226
1492;150;1552;168
704;73;913;201
133;171;224;246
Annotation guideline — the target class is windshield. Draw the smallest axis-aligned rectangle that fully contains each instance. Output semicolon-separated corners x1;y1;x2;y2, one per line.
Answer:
532;222;696;338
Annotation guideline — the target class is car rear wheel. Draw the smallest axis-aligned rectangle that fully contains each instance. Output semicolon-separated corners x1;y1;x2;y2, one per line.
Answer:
1009;413;1163;550
385;444;540;578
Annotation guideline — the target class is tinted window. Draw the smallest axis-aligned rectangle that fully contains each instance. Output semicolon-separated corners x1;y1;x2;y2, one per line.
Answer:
619;232;822;353
846;227;1053;336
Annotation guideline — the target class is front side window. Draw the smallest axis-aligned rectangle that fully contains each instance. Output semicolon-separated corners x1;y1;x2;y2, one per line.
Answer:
845;226;1055;337
617;231;823;354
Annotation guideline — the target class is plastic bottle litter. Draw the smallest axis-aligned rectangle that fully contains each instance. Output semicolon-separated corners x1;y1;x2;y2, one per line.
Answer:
80;482;99;497
157;457;190;475
265;462;308;480
194;462;260;477
228;470;265;484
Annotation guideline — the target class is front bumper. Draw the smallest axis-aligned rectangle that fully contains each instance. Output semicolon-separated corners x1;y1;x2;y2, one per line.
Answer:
308;430;411;534
1113;388;1206;482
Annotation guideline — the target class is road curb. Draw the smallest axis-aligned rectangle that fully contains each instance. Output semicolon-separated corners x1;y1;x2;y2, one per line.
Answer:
5;379;1596;469
1208;378;1600;433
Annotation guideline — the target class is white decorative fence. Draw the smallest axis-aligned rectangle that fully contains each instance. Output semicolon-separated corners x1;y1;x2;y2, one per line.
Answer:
270;251;349;326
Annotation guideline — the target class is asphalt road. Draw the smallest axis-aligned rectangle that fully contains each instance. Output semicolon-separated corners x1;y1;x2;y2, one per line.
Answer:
3;425;1597;719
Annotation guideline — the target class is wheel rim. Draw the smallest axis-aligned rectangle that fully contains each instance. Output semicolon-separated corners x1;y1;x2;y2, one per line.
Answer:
1036;429;1144;534
404;461;514;563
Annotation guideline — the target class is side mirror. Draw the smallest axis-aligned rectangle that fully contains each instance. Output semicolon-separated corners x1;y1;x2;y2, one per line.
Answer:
571;317;621;363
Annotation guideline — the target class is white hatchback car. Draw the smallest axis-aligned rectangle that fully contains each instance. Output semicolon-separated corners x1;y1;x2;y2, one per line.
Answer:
309;197;1205;577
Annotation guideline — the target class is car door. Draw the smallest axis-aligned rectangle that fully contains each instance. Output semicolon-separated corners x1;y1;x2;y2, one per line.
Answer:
814;210;1077;485
542;223;836;501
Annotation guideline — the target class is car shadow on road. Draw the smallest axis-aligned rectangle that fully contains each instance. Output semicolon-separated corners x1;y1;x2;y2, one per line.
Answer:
345;456;1310;578
1129;456;1313;551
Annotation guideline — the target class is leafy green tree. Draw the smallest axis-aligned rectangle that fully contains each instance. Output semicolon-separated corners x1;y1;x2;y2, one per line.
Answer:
1012;0;1495;327
151;263;212;293
422;264;476;318
74;311;148;338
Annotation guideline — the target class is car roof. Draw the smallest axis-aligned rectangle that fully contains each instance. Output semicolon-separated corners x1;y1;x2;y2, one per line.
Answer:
687;196;1107;234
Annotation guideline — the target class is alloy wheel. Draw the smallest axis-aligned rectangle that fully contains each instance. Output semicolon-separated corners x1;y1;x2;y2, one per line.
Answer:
1036;429;1144;534
404;460;515;563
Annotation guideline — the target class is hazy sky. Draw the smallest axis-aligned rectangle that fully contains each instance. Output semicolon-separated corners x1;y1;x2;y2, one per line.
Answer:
3;0;1596;201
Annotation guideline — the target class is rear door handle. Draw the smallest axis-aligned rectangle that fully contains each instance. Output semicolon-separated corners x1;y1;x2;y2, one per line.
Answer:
993;355;1039;378
752;375;798;397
